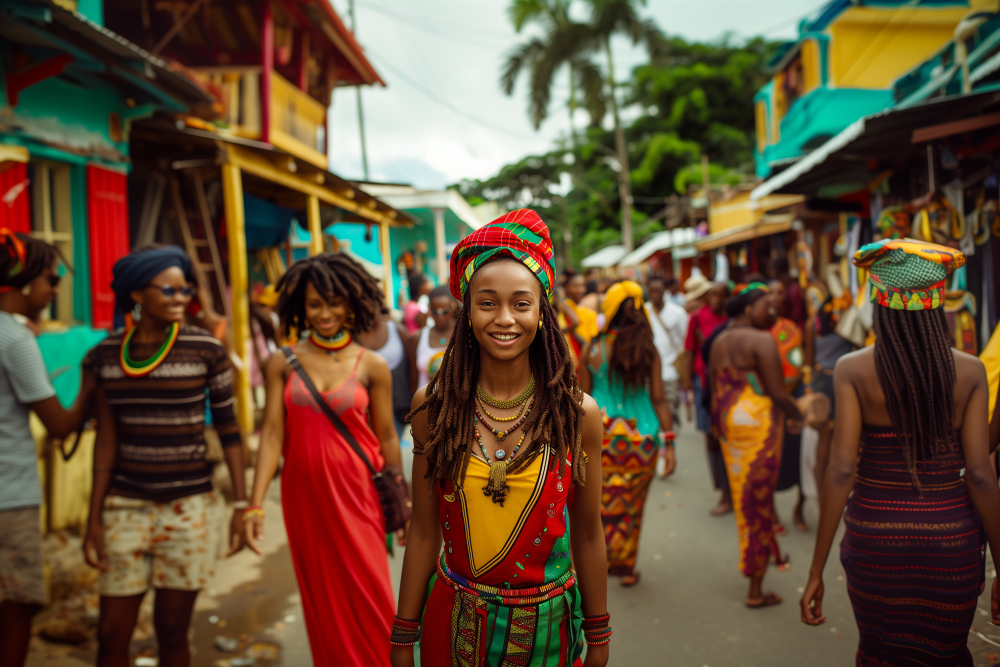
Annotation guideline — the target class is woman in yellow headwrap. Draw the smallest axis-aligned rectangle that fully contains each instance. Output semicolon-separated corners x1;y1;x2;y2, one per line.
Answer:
579;281;674;586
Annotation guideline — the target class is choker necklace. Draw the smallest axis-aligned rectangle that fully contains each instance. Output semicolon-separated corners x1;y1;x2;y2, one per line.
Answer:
478;395;529;422
309;330;351;359
477;375;535;410
120;322;180;378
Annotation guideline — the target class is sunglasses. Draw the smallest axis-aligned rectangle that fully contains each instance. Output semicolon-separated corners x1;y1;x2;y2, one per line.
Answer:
148;284;196;298
430;308;455;316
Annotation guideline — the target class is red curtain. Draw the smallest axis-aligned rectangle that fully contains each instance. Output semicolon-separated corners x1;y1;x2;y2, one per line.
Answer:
87;164;129;329
0;163;30;234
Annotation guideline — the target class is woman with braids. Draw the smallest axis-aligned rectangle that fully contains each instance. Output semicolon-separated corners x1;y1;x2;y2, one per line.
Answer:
244;253;404;667
0;231;93;667
708;282;802;609
391;210;609;667
802;240;1000;665
578;281;673;586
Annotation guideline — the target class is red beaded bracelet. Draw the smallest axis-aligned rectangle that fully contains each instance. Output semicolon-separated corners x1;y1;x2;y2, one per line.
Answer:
390;616;421;647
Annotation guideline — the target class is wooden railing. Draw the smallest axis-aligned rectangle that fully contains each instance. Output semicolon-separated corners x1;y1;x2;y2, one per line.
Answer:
189;68;327;169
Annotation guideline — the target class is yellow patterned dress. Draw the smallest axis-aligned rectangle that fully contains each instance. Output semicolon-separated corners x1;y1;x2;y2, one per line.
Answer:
711;367;786;576
588;338;660;576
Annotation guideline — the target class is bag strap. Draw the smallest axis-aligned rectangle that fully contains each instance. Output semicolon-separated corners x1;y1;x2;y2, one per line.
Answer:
281;346;380;479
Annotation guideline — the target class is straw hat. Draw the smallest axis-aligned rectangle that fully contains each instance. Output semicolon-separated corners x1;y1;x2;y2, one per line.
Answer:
683;275;713;303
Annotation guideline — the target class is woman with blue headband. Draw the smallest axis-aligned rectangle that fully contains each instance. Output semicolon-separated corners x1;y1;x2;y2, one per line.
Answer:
801;239;1000;666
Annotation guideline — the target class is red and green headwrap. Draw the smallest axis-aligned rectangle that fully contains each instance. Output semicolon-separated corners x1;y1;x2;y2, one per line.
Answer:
449;209;556;301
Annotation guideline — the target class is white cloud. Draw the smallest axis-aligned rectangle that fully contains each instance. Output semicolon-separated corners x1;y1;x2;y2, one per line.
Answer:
328;0;825;189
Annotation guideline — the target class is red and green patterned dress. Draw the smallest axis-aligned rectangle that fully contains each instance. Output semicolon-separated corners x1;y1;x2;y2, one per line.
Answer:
421;447;584;667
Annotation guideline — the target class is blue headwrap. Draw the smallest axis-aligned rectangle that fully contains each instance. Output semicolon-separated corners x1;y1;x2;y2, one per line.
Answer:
111;246;194;315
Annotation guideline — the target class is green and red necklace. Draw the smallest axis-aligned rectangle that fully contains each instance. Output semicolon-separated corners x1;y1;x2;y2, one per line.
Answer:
120;322;180;378
309;330;352;358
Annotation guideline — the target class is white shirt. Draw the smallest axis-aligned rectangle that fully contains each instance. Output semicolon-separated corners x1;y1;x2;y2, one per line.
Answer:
646;299;688;382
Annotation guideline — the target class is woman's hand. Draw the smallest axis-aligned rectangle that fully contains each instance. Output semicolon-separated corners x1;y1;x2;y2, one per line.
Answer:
800;574;826;625
396;521;410;548
243;511;266;555
226;508;247;557
659;444;676;478
83;520;109;571
583;643;610;666
390;645;415;667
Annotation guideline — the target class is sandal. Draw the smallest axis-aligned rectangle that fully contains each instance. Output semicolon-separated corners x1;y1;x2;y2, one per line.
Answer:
620;572;641;587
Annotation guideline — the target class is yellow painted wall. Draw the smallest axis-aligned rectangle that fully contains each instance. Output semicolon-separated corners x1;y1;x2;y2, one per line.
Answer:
30;415;96;533
709;192;804;234
829;6;971;89
755;101;768;152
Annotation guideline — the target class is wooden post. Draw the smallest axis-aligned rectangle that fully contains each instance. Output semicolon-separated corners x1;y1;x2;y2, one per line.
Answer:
433;207;447;284
306;195;323;256
379;221;393;308
221;162;254;436
261;0;274;144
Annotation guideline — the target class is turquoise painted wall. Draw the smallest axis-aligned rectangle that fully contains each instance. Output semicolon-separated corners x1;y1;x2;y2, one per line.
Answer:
0;64;132;165
77;0;104;25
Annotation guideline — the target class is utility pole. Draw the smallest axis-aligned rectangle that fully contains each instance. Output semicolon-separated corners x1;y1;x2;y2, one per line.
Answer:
347;0;370;180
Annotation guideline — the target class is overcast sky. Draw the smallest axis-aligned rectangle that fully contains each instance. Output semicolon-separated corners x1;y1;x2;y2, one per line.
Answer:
326;0;826;190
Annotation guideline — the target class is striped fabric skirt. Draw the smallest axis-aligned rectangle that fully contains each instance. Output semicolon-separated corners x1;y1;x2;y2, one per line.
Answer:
841;427;985;666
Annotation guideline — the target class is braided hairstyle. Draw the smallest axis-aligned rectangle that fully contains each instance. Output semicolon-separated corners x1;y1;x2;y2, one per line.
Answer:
0;232;57;290
410;260;587;492
872;306;956;488
276;253;386;336
605;301;657;393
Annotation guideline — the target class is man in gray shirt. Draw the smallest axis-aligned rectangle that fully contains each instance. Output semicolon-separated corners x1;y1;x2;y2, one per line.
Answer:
0;231;92;667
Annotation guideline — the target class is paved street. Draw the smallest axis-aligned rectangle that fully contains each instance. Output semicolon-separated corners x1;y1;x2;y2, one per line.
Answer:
27;424;1000;666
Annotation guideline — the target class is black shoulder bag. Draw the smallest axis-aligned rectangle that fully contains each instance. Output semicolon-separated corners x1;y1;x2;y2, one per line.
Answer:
282;346;411;532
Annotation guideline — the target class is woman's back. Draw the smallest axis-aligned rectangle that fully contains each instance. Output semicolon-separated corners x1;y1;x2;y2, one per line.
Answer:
587;336;658;435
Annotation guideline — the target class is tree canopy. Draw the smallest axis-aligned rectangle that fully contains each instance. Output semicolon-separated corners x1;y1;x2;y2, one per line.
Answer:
455;26;777;269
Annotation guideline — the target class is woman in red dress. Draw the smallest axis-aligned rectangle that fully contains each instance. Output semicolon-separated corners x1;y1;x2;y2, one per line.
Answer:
244;254;405;667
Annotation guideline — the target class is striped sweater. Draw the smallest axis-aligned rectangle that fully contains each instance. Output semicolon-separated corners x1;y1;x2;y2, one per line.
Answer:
84;325;241;501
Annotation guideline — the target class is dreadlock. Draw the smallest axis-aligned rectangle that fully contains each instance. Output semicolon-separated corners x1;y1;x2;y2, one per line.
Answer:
873;305;956;489
605;300;657;393
409;263;587;494
0;232;57;289
276;253;385;336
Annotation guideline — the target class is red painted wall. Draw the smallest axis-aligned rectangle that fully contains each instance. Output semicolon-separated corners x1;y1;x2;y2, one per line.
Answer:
0;163;31;234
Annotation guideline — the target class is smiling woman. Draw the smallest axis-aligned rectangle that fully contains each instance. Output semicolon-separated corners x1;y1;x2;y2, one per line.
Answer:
392;210;610;667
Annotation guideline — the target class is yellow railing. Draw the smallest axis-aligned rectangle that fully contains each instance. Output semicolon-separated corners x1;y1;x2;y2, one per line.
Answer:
188;68;327;169
269;71;328;169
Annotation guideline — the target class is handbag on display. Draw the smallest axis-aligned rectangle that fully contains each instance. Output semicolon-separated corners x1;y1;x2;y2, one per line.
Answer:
281;347;412;533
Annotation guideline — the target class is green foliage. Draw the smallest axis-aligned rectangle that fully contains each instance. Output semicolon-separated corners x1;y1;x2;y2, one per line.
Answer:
463;7;779;268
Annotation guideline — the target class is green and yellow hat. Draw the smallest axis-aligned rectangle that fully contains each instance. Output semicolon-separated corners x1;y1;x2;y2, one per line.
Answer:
852;239;964;311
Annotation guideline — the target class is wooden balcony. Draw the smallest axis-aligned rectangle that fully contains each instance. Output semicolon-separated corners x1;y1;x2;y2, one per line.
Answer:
190;67;327;169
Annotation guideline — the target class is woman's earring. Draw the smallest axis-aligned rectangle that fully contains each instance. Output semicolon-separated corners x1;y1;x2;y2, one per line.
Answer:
537;318;543;331
345;311;356;330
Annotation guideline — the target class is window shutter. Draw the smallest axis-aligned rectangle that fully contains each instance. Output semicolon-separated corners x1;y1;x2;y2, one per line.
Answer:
87;164;129;329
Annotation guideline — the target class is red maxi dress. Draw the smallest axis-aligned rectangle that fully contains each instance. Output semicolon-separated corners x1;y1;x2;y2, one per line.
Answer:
281;350;393;666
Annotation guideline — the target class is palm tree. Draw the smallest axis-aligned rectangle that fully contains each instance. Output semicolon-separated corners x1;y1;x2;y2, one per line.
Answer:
502;0;665;253
584;0;667;252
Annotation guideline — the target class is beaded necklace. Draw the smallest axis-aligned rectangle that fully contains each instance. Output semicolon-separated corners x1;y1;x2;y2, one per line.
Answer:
474;412;529;505
309;330;351;360
120;322;179;378
477;394;528;422
474;399;532;442
477;375;535;410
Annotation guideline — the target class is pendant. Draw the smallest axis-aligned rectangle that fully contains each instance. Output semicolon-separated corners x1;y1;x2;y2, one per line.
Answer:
495;449;506;460
444;494;455;503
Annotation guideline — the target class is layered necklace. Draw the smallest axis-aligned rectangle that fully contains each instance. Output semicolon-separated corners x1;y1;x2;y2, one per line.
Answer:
474;375;535;505
309;330;351;360
120;322;180;378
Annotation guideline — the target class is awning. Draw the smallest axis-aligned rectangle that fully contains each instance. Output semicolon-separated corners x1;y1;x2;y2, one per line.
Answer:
360;188;485;231
752;90;1000;200
0;145;29;169
581;245;628;268
130;122;413;229
696;216;794;252
619;227;698;267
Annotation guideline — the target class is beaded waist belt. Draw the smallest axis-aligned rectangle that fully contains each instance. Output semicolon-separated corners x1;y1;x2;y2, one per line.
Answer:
437;555;576;607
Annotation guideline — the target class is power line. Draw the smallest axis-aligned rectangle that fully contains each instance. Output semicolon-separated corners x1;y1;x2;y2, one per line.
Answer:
355;2;511;50
364;46;535;142
356;1;511;42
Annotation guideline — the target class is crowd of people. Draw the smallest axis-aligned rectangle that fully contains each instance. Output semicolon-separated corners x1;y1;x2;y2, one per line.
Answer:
1;210;999;666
